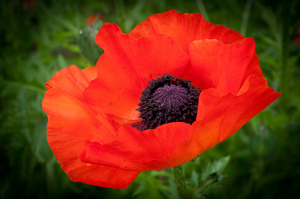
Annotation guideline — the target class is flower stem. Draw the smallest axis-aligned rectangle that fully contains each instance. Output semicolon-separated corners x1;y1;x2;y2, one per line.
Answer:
173;165;191;199
115;0;126;32
240;0;253;36
279;1;291;108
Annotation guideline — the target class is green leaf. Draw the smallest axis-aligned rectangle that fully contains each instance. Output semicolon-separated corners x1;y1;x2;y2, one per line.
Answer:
33;121;54;163
167;178;180;199
132;171;169;199
57;54;68;70
201;156;230;181
190;170;199;187
78;21;104;65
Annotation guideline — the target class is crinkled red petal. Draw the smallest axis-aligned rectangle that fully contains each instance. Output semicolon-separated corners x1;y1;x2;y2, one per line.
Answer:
45;65;98;113
188;38;258;94
95;23;190;81
185;74;281;156
83;53;143;122
130;10;244;53
79;122;192;171
45;65;97;100
43;72;139;189
115;33;190;82
84;23;190;121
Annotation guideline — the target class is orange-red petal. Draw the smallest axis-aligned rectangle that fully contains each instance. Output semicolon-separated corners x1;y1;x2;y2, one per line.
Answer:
130;10;244;53
115;33;190;82
79;122;192;171
96;23;190;80
83;53;143;122
43;73;139;189
186;74;281;156
45;65;97;101
65;162;139;189
84;23;190;121
188;38;258;94
96;23;189;80
159;75;281;164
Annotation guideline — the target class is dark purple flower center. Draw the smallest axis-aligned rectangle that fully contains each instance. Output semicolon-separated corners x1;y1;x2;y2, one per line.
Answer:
137;74;200;130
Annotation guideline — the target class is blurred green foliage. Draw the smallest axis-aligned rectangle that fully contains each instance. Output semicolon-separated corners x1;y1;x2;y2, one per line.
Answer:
0;0;300;198
78;20;104;65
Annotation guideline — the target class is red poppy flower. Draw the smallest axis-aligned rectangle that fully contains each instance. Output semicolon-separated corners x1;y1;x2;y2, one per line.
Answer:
42;10;281;189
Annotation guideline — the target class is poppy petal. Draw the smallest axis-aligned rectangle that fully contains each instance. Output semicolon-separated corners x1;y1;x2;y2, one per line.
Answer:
188;38;257;94
65;162;139;189
242;53;264;82
115;33;190;81
45;65;97;101
79;122;192;171
83;23;145;122
186;74;281;155
82;66;98;82
130;10;244;53
43;88;139;189
83;53;143;122
85;23;190;120
96;23;190;80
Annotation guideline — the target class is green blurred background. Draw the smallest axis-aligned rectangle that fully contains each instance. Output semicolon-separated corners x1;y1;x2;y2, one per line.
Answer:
1;0;300;198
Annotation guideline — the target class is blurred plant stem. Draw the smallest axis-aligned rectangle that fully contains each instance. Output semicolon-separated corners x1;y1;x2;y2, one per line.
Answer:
279;1;291;107
196;0;209;21
240;0;253;36
173;165;191;199
115;0;127;32
194;177;216;196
